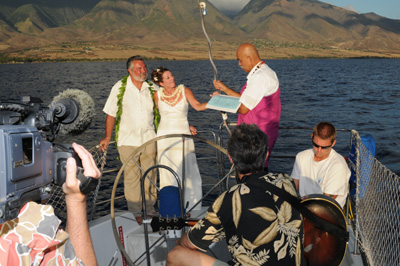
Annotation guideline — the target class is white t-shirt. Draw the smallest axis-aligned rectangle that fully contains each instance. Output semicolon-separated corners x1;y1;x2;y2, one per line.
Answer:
291;149;351;208
240;62;279;110
103;77;157;146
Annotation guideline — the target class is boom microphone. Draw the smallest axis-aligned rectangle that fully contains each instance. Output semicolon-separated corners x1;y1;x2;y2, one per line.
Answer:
51;89;95;135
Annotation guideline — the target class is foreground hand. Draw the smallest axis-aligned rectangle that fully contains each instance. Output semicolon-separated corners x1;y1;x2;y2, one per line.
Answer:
189;125;198;135
63;143;101;202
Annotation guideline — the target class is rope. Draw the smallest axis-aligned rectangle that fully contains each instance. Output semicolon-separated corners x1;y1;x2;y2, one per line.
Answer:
46;141;111;225
350;130;400;266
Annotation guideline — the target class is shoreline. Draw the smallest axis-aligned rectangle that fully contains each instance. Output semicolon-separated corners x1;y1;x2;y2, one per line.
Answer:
2;41;400;63
2;56;400;64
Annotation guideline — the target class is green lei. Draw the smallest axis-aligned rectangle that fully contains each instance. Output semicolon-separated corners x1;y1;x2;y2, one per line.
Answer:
115;75;160;146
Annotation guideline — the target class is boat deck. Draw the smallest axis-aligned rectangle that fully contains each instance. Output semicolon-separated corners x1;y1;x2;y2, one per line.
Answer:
342;226;364;266
89;206;364;266
86;132;368;265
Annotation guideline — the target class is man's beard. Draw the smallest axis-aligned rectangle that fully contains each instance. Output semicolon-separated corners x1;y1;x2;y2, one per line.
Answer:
133;72;148;82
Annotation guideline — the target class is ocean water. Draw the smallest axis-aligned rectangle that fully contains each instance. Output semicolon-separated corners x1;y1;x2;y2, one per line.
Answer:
1;59;399;178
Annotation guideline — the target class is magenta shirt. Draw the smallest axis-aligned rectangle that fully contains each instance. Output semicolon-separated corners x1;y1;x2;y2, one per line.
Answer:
238;84;281;166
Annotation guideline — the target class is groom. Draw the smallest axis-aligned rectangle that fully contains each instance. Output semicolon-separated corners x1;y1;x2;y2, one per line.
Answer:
100;55;158;225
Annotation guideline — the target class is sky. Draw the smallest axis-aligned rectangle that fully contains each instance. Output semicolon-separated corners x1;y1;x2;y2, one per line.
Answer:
208;0;400;20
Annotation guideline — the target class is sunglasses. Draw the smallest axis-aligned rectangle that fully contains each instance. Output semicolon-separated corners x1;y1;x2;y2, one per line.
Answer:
312;139;333;149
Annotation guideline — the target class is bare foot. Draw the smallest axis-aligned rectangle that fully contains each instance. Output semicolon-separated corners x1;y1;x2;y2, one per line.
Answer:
135;216;143;225
135;215;154;225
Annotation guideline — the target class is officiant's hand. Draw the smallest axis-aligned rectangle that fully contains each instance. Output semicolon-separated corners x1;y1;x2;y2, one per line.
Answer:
210;91;220;97
213;80;231;93
213;80;225;92
213;80;240;98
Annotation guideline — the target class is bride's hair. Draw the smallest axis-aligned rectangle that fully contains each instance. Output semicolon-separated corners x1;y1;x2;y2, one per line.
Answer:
151;67;169;85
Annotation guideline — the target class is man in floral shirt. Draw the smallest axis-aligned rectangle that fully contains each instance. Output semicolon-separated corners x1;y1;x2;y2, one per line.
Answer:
167;124;304;266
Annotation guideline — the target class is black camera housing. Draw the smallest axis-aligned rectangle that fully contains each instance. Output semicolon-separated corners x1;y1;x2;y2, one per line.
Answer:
0;125;77;223
0;95;96;223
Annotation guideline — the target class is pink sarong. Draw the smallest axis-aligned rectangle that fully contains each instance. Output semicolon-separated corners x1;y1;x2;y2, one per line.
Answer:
238;84;281;167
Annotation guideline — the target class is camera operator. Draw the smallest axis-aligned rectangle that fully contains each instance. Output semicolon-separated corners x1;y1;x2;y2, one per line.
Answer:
0;143;100;266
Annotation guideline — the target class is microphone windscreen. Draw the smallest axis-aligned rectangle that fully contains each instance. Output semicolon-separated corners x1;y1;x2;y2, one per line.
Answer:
52;89;95;135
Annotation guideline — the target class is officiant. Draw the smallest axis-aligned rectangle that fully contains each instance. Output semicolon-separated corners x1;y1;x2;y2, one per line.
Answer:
213;43;281;169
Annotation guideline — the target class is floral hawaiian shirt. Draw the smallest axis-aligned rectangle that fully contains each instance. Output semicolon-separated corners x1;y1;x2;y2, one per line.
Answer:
188;172;304;266
0;202;83;266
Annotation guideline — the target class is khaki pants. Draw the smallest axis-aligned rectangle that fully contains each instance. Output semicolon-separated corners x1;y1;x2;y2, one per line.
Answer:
118;144;157;216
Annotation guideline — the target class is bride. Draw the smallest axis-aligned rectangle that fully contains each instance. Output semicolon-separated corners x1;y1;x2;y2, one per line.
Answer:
151;67;208;213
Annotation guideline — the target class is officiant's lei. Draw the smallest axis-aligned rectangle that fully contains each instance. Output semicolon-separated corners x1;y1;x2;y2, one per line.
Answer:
115;75;160;145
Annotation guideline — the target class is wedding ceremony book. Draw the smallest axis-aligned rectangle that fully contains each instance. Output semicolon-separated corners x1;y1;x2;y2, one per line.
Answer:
206;95;240;113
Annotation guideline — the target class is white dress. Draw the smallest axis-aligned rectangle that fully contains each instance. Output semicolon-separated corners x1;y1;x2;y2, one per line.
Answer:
157;85;202;211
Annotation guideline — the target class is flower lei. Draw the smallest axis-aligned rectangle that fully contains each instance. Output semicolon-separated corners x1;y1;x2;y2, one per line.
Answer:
115;75;160;146
160;85;183;106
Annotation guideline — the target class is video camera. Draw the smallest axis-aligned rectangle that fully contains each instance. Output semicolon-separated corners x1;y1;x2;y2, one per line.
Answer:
0;92;97;223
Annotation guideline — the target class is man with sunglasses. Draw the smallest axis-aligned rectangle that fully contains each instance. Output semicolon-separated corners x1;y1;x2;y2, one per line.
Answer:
291;122;350;208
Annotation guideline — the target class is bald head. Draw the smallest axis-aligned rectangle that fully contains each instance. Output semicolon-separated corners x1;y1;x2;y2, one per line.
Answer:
236;43;262;72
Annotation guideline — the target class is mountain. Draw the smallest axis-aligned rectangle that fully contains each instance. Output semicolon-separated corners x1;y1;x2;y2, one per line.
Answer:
1;0;400;59
0;0;243;46
53;0;244;44
0;0;100;33
234;0;400;51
